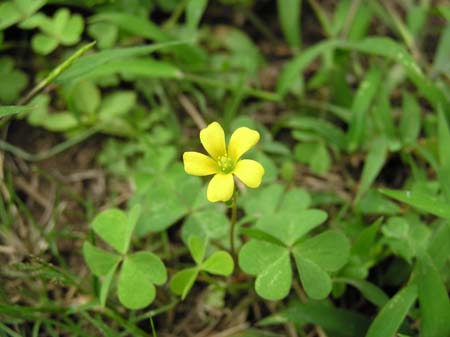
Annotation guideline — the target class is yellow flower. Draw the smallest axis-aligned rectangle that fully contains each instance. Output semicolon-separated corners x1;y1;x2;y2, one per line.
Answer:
183;122;265;202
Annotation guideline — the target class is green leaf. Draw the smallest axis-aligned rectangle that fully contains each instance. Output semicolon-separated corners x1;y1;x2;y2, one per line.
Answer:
433;24;450;74
32;33;58;55
0;57;28;104
133;164;201;235
117;252;166;309
40;112;78;132
254;250;292;301
417;255;450;337
294;254;331;299
239;228;286;247
380;189;450;220
277;187;311;213
70;80;101;115
91;207;139;254
169;268;199;300
437;106;450;201
400;92;421;146
355;136;388;202
335;278;389;307
0;0;46;30
293;231;350;272
188;236;206;265
99;265;117;307
57;41;188;83
84;58;182;81
287;116;347;150
181;208;229;243
276;40;338;96
82;241;121;276
346;67;382;152
88;22;118;49
241;184;284;218
0;106;33;118
427;223;450;269
186;0;208;31
366;284;418;337
60;14;84;45
201;251;234;276
256;209;328;246
90;12;169;42
310;142;331;174
277;0;301;49
98;91;136;120
277;36;446;108
352;218;382;257
239;240;287;276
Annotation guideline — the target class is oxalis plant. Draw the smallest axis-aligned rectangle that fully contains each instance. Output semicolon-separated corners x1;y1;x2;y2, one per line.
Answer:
83;121;350;310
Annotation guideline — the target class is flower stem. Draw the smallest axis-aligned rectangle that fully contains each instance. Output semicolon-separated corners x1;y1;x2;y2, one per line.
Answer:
230;194;238;262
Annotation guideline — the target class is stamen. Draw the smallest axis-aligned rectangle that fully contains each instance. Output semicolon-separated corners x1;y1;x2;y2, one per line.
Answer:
217;155;235;174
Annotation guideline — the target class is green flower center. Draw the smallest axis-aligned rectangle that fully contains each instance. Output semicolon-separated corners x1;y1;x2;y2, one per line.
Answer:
217;155;235;174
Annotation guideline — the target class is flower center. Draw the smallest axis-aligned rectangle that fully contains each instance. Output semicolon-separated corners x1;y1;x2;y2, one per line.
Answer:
217;155;235;174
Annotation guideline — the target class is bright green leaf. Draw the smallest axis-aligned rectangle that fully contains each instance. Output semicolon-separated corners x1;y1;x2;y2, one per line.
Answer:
117;252;167;309
355;136;388;202
91;208;137;254
170;268;199;300
188;236;206;265
277;0;301;49
256;209;328;246
201;251;234;276
82;241;121;276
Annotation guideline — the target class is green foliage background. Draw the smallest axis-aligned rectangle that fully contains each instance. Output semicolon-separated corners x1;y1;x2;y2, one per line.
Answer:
1;0;450;336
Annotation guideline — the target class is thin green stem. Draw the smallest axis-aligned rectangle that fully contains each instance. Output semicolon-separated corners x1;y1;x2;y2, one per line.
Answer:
230;194;238;262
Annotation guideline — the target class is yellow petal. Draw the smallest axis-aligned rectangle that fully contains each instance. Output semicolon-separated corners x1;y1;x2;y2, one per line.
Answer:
183;152;218;176
200;122;226;160
233;159;264;188
207;173;234;202
228;127;260;161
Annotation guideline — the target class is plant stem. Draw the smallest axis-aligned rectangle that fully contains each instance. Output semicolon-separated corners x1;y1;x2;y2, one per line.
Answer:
230;194;238;262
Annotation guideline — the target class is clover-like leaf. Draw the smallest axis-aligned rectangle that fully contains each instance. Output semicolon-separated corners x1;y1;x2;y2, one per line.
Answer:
182;208;229;243
100;265;118;307
118;251;167;309
293;231;350;272
70;80;101;115
0;57;28;104
170;239;234;300
0;0;46;30
255;250;292;301
242;184;311;219
23;8;84;55
82;241;121;276
239;240;292;300
256;209;328;247
239;209;349;301
201;251;234;276
32;33;58;55
293;253;332;299
91;205;140;254
189;236;206;265
169;268;199;300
